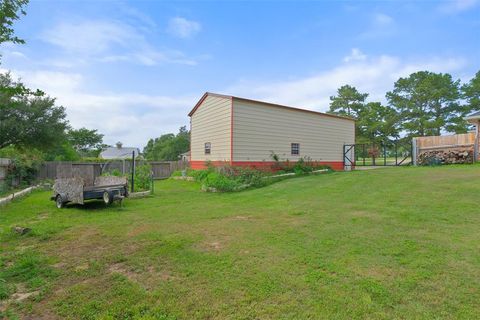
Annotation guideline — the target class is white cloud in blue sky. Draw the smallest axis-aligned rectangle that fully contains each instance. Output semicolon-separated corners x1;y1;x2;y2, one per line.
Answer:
343;48;367;63
1;0;479;148
439;0;478;12
167;17;201;38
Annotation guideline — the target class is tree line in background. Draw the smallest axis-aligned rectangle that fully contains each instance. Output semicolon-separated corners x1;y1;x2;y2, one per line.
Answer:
143;126;190;161
144;70;480;160
1;0;480;165
328;71;480;144
0;0;107;163
0;72;107;161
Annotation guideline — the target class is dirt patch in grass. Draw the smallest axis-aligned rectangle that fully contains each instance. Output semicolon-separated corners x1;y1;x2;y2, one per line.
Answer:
350;210;381;219
194;228;234;253
108;263;177;288
231;215;253;221
126;224;160;238
109;263;138;281
355;265;401;281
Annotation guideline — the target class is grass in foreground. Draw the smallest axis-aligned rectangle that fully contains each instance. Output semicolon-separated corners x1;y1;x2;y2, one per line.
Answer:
1;165;480;319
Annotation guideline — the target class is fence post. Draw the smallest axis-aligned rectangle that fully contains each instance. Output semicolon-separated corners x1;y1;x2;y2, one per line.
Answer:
363;144;366;166
412;138;417;166
131;151;135;193
395;142;398;166
383;143;387;166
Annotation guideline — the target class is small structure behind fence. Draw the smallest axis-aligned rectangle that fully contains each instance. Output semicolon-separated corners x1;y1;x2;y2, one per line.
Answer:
412;132;477;165
36;160;188;182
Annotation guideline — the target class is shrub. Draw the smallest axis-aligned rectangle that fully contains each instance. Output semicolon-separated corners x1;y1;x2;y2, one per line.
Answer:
170;170;183;177
186;160;331;192
188;167;213;182
0;146;43;193
101;164;152;192
203;171;240;192
133;164;152;192
102;168;123;177
234;167;268;188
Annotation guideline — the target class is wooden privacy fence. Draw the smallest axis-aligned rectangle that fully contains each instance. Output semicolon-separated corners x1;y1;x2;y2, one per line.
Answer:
36;160;189;181
412;132;477;165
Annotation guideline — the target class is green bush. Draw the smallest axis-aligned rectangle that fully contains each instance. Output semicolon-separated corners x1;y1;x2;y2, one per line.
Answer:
203;171;240;192
133;164;152;192
102;168;123;177
187;166;269;192
170;170;183;177
186;160;331;192
189;168;213;182
101;164;152;192
234;167;268;188
0;146;43;193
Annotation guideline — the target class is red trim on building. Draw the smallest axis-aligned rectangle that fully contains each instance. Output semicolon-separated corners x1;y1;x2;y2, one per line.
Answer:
189;117;192;163
190;160;345;171
230;96;234;165
232;161;344;171
188;92;232;117
190;161;232;170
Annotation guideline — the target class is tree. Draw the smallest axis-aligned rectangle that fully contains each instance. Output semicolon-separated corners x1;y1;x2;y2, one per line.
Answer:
386;71;465;137
328;85;368;117
43;141;80;161
68;127;105;157
357;102;400;144
0;73;69;150
0;0;28;45
144;126;190;161
462;71;480;112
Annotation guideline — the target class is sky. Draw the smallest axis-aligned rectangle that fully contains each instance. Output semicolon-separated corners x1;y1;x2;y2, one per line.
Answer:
1;0;479;148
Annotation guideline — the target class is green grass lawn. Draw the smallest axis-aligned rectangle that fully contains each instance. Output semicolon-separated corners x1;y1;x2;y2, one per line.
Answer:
1;165;480;319
354;156;412;166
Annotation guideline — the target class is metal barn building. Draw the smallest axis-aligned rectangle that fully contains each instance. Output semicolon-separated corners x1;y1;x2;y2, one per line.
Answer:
188;92;355;170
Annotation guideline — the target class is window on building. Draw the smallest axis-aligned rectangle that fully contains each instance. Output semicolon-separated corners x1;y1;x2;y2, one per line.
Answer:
205;142;211;155
291;143;300;155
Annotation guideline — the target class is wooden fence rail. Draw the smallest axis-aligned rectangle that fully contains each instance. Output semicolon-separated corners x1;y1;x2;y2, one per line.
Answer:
36;160;189;181
412;132;477;165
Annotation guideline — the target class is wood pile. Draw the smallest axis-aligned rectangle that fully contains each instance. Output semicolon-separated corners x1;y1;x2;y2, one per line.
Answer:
418;148;474;165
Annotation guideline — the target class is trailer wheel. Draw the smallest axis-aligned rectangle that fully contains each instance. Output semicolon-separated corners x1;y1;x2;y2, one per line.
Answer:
103;191;114;205
55;195;65;209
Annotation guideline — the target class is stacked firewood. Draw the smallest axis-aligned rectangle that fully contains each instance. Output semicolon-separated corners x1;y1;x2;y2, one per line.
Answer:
418;148;474;165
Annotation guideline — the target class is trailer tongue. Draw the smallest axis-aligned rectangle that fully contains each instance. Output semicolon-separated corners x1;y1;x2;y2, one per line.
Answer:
51;176;128;208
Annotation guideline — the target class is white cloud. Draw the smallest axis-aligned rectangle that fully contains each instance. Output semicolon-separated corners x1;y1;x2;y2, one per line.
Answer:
359;13;396;39
21;70;83;93
4;67;196;148
40;19;198;66
227;52;467;111
343;48;367;63
374;13;394;26
167;17;201;38
439;0;478;12
41;20;136;54
5;51;468;148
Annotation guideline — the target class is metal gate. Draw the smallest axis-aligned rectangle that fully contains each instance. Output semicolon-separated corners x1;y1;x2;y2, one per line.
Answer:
344;141;413;170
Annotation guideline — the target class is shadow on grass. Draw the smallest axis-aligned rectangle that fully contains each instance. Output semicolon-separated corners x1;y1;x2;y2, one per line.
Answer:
64;200;124;211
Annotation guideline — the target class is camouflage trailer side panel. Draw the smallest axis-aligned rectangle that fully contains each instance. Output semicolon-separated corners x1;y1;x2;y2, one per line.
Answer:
93;176;128;187
53;177;84;204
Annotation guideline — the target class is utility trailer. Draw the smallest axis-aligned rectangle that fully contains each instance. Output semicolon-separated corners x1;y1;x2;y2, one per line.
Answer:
51;176;128;208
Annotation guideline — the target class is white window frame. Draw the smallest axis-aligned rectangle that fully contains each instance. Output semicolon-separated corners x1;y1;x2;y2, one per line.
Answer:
291;143;300;155
205;142;211;155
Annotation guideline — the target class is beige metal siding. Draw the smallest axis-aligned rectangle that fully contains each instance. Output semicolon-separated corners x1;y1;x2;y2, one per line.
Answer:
191;95;231;161
232;100;354;161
